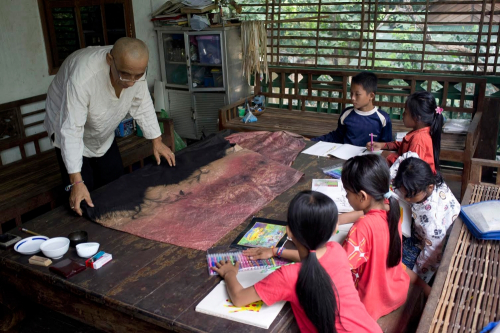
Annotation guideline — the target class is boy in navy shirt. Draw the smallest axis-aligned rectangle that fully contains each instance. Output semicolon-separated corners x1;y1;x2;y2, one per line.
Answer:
311;71;393;146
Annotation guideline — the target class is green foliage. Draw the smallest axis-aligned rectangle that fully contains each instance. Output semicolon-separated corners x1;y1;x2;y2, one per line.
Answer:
238;0;496;72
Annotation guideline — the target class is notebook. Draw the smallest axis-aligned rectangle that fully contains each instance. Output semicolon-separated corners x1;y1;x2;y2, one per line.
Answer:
302;141;381;160
196;270;287;329
390;188;412;238
329;223;353;244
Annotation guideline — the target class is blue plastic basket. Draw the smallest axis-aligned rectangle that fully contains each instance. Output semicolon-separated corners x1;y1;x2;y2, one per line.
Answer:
460;200;500;240
115;117;135;137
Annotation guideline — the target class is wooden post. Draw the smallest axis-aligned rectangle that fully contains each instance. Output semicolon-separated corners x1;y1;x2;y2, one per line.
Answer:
475;97;500;183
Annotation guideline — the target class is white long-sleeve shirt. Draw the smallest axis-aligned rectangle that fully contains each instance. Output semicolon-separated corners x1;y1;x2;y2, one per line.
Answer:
44;46;161;174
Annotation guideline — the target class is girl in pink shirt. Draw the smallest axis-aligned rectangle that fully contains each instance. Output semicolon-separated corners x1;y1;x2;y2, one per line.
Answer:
341;154;410;320
213;191;382;333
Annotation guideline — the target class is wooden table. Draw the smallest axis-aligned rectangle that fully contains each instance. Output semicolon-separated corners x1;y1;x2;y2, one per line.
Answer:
0;145;341;333
417;183;500;333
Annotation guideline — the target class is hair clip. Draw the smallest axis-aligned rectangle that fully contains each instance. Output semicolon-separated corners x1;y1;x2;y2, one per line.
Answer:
435;107;443;115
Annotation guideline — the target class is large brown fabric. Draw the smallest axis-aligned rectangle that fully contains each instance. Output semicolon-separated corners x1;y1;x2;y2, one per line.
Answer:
84;137;303;250
225;131;306;166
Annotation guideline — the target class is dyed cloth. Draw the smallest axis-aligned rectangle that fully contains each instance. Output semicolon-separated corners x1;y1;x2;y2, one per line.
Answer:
83;134;303;250
225;131;306;166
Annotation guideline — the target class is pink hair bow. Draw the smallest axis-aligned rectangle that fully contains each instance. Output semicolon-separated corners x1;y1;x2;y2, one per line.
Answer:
435;107;443;114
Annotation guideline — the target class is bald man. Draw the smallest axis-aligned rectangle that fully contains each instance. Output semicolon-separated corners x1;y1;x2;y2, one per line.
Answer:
44;37;175;216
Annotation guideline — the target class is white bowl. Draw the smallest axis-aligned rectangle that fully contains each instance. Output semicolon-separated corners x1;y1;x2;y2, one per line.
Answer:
14;236;49;255
76;242;100;258
40;237;70;259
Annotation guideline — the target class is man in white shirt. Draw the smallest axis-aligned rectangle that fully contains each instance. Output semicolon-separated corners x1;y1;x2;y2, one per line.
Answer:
44;37;175;216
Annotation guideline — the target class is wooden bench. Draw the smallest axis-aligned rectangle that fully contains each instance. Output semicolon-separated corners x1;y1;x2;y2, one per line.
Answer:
0;94;175;233
220;69;488;199
417;161;500;332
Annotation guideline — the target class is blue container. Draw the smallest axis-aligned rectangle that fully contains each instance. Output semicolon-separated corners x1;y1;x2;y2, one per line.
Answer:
196;35;221;64
115;117;135;137
204;77;214;87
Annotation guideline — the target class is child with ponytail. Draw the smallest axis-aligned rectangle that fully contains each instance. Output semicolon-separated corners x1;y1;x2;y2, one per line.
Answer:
367;91;444;173
341;154;410;320
213;191;381;333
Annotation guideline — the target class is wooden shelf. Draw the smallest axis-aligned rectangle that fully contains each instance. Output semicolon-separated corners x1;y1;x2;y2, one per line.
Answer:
210;22;241;28
191;62;222;67
180;4;217;14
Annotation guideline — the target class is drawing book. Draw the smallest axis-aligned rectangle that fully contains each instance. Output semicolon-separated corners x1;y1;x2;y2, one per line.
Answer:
231;217;287;249
302;141;382;160
207;246;290;276
311;179;354;213
196;270;287;329
390;187;412;238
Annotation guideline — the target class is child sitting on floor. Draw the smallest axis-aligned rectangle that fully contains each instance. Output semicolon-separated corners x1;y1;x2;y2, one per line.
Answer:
311;71;393;147
368;91;444;173
340;154;410;320
392;155;460;284
213;191;382;333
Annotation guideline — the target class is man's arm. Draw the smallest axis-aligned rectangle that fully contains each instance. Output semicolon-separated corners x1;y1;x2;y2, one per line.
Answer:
59;81;94;216
129;84;175;166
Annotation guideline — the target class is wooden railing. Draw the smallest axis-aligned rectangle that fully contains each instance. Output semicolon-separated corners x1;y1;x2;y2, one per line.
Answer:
254;68;486;119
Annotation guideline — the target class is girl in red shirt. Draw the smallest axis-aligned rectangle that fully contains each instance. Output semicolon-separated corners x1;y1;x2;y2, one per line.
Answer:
213;191;382;333
341;154;410;320
367;91;444;173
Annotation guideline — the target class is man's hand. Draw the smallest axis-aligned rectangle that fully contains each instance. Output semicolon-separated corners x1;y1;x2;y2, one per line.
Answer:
152;136;175;167
69;173;93;216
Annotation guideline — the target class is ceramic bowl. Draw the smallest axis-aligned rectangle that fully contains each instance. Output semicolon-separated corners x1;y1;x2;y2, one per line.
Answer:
40;237;70;259
14;236;49;255
76;242;100;258
68;230;88;247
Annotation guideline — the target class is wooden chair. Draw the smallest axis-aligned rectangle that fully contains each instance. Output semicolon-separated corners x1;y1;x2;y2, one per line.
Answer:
0;95;174;233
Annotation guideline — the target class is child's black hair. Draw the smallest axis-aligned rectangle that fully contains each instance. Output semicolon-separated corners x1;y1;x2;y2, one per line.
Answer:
288;190;339;333
393;157;443;198
341;155;402;268
352;71;378;94
405;91;444;171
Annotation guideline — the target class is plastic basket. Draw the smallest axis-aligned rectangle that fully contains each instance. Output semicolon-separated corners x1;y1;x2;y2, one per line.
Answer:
115;117;135;137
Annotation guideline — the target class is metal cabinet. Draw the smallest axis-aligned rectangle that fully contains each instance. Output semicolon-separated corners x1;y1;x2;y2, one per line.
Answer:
156;27;251;139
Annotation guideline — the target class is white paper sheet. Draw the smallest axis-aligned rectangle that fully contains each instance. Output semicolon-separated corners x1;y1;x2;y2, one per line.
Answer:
196;270;286;329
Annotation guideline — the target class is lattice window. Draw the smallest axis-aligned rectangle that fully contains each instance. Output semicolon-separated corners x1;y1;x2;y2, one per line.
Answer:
38;0;135;75
240;0;500;75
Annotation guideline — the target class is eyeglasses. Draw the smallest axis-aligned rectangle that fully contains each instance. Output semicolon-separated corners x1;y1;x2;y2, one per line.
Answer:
112;56;147;83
